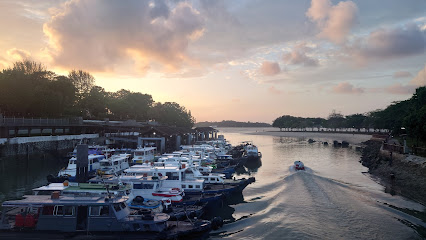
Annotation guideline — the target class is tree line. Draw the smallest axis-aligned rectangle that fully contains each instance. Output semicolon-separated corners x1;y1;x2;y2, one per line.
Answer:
195;120;271;128
0;60;195;128
273;86;426;143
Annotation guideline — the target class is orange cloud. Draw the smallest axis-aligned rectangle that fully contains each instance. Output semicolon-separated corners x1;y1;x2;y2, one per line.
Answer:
385;83;417;95
410;65;426;86
43;0;204;73
7;48;31;61
260;61;281;76
306;0;358;44
283;42;318;67
346;24;425;66
332;82;364;94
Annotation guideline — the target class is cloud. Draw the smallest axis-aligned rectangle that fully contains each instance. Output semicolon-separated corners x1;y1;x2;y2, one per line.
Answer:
410;64;426;86
43;0;204;72
393;71;412;78
332;82;364;94
346;23;426;65
306;0;358;44
283;42;319;67
260;61;281;76
268;86;282;95
385;83;417;95
6;48;31;61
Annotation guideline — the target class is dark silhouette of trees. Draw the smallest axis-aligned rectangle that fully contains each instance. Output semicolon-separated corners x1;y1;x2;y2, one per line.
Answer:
272;86;426;143
68;70;95;96
151;102;195;128
0;61;195;127
108;90;153;121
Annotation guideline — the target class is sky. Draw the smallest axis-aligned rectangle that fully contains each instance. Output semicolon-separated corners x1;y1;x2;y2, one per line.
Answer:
0;0;425;123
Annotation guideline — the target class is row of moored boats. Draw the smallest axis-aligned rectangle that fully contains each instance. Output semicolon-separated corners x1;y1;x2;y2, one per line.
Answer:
0;136;261;239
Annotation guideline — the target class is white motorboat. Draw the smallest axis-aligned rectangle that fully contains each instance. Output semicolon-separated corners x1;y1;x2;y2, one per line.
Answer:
132;146;157;164
98;153;131;175
294;161;305;170
56;154;106;181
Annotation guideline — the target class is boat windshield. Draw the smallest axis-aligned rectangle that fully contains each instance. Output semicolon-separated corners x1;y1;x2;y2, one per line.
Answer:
100;162;112;167
113;202;127;212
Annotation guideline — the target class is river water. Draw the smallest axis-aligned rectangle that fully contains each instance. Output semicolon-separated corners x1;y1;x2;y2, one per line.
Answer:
210;127;426;240
1;128;425;239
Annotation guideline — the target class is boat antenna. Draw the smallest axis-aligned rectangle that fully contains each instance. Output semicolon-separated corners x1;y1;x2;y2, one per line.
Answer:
101;177;111;199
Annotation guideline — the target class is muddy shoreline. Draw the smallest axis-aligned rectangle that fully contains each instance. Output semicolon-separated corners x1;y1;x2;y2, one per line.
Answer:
360;140;426;206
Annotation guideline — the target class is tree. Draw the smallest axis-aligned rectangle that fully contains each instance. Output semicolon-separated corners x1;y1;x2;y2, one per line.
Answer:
68;70;95;96
326;110;345;130
345;114;366;130
77;86;108;118
151;102;195;128
108;89;153;121
403;87;426;143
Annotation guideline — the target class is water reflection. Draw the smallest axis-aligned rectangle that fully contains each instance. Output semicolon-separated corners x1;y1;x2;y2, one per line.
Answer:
0;153;67;203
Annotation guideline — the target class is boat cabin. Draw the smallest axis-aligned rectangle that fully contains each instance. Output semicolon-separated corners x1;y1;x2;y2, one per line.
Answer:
0;194;169;232
132;147;157;164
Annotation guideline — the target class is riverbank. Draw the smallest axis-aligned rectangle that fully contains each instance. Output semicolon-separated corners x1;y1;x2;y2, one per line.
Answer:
360;140;426;206
251;131;372;144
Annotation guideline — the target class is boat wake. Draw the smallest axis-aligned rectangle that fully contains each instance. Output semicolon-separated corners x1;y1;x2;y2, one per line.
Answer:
211;171;423;239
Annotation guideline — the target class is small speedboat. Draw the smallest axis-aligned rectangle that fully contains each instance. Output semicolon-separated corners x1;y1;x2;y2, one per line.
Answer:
294;161;305;170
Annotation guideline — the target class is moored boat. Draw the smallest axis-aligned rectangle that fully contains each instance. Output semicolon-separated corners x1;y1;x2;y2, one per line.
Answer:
0;193;212;239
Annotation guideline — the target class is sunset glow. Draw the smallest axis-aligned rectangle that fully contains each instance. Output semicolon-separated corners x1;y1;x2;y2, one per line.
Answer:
1;0;425;123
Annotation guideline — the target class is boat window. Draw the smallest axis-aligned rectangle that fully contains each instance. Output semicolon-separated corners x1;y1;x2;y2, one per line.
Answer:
188;185;193;189
100;206;110;216
90;206;100;216
114;161;119;165
100;162;111;167
171;172;179;180
196;185;201;189
120;202;126;209
42;206;54;215
54;205;63;216
113;203;121;212
133;183;154;189
90;206;109;216
64;206;74;216
182;184;186;188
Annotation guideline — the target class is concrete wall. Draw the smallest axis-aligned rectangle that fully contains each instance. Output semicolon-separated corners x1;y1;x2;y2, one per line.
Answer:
0;134;100;157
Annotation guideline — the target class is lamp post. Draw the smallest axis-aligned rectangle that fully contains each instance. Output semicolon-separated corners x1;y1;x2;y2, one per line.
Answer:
401;127;407;154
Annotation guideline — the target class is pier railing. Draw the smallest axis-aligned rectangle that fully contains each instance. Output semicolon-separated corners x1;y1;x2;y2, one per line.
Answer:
0;117;82;126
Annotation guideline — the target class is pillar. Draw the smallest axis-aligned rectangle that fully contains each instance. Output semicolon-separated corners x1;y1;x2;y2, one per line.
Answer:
76;144;88;183
176;135;181;150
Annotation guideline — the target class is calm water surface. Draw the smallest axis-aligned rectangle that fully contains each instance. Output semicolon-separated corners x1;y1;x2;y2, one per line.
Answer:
1;128;425;239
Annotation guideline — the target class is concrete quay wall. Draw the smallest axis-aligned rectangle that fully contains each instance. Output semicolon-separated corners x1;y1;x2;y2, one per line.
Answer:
0;134;100;157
